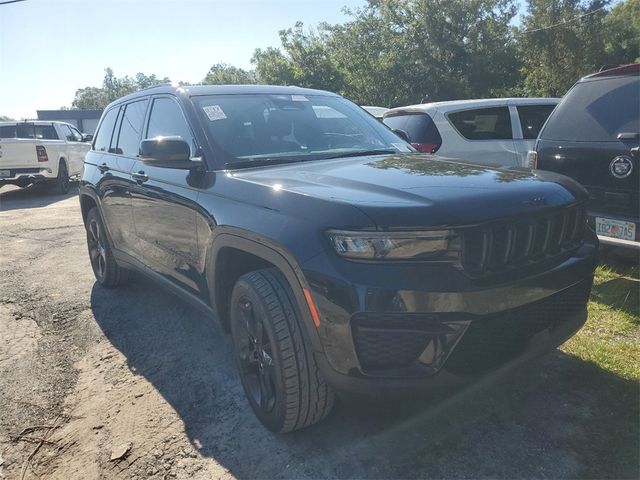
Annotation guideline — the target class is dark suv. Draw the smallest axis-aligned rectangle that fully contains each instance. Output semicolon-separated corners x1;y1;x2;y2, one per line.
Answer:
79;85;598;432
531;64;639;249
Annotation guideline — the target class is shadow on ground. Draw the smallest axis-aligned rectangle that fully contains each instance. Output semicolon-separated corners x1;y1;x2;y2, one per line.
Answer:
90;277;639;479
0;183;77;211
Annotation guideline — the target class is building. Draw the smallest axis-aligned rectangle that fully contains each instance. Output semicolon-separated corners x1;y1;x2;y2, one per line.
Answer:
36;109;103;134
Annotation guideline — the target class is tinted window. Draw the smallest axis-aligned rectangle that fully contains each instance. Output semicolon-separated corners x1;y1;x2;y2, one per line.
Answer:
115;99;148;156
16;124;35;139
541;76;639;142
383;112;442;145
0;125;16;138
193;94;408;165
35;125;58;140
146;97;195;153
448;107;512;140
94;107;120;152
517;105;556;139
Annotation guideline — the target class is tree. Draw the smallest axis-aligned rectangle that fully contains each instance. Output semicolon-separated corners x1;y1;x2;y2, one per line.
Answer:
202;63;256;84
0;115;14;121
603;0;640;65
71;68;171;109
252;22;344;92
517;0;611;97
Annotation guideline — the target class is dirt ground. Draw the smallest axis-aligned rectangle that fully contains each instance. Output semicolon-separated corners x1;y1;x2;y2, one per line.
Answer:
0;184;637;479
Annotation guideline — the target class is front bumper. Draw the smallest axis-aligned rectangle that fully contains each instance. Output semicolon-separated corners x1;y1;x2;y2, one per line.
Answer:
302;238;598;394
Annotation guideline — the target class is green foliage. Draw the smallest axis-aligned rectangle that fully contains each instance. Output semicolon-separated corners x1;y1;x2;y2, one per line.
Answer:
0;115;14;121
604;0;640;64
71;68;171;109
203;63;256;85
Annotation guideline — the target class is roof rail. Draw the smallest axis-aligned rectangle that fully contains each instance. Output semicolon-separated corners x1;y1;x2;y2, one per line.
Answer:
590;63;639;78
136;83;174;93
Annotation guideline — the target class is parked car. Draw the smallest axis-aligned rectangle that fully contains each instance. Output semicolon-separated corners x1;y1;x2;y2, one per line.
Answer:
529;64;639;250
79;85;597;432
361;105;389;120
0;121;91;193
383;98;559;167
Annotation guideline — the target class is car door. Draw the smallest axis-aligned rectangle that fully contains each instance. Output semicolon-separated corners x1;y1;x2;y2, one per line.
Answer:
512;104;557;167
441;106;519;167
68;124;92;173
93;102;147;257
129;95;202;296
57;124;83;175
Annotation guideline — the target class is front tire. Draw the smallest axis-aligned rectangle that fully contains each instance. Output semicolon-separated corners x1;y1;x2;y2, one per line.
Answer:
85;207;130;288
230;268;335;432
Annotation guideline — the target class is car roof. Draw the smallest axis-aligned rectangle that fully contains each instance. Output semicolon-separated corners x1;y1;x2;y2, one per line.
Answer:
582;63;640;80
0;120;69;126
384;97;559;116
105;84;341;110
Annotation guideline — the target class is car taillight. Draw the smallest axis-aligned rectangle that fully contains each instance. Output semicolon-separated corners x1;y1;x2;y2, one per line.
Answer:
527;150;537;169
411;142;440;154
36;145;49;162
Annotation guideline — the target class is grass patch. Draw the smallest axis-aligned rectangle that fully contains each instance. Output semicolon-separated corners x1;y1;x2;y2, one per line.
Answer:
560;255;639;478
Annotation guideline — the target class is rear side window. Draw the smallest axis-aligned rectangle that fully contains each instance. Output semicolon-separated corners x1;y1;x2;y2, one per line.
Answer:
94;107;120;152
35;125;58;140
448;107;512;140
16;124;35;139
146;97;195;154
541;76;639;142
383;112;442;149
115;99;148;156
0;125;16;138
517;105;556;139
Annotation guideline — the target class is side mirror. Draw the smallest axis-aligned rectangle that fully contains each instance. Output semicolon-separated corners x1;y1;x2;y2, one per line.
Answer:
82;134;93;142
139;136;200;169
392;128;410;143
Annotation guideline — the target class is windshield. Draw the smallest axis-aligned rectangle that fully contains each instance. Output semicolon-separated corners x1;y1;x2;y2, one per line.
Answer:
192;93;412;167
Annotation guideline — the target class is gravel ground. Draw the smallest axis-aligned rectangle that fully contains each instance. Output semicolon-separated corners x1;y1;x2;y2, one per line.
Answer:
0;184;637;479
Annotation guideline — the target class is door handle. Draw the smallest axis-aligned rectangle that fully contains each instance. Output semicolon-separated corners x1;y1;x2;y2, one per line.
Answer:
97;163;109;173
630;146;639;158
131;171;149;183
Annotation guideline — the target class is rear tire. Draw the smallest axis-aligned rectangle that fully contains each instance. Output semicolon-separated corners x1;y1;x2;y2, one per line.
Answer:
85;207;130;288
53;161;69;195
230;268;334;432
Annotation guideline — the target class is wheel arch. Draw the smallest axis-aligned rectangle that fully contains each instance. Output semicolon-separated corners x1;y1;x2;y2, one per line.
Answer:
207;231;323;352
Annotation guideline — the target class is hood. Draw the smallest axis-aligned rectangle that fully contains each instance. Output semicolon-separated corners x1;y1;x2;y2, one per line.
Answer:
230;154;587;228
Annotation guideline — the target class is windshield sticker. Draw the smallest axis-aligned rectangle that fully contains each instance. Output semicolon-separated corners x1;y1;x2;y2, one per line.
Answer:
392;143;411;153
203;105;227;121
291;94;309;102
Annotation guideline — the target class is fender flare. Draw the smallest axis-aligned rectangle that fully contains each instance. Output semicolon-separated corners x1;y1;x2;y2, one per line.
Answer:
206;228;324;353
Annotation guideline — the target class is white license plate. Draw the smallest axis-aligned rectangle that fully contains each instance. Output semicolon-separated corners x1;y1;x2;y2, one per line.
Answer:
0;170;11;178
595;217;636;241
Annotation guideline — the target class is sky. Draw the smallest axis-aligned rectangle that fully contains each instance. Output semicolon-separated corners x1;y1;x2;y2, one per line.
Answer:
0;0;366;119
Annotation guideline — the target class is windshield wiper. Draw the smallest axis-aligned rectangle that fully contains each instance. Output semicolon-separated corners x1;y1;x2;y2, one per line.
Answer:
223;157;306;170
323;149;397;159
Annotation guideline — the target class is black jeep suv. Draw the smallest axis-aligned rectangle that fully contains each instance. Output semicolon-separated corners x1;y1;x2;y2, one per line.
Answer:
79;85;598;432
531;64;639;249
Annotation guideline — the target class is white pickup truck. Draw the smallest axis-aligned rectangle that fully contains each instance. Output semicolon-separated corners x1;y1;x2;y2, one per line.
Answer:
0;121;92;194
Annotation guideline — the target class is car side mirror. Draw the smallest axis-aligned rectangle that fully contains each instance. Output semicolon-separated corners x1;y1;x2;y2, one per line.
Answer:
81;134;93;142
392;128;410;143
139;136;200;169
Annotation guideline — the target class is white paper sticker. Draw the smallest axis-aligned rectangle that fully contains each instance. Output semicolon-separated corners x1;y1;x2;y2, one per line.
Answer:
203;105;227;121
392;143;411;153
291;94;309;102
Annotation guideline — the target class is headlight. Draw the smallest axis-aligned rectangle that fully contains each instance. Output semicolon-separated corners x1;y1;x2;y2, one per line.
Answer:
326;229;459;260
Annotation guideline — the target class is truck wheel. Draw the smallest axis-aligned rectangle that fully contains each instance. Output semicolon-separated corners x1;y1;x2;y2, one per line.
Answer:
85;207;130;287
53;161;70;195
230;268;335;432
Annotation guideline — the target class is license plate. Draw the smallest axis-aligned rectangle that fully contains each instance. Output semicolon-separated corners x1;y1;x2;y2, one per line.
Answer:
0;170;10;178
595;217;636;241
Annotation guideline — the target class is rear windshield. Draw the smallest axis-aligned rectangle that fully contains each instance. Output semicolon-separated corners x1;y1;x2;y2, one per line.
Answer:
540;75;639;142
382;112;442;144
0;124;58;140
